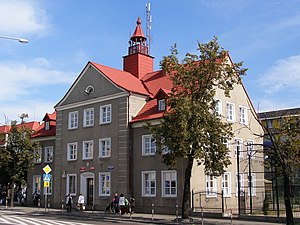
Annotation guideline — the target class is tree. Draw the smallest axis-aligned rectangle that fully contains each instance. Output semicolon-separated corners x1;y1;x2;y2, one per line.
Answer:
0;121;38;206
148;37;246;219
262;114;300;225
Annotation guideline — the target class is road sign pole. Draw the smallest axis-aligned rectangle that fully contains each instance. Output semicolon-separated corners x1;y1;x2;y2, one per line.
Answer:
45;187;48;212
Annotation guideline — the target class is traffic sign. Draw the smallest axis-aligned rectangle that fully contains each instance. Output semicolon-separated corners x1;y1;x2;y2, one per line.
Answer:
43;174;51;182
44;181;50;187
43;165;52;174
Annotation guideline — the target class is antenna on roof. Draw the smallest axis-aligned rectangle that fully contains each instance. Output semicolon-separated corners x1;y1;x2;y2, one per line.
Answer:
146;2;152;54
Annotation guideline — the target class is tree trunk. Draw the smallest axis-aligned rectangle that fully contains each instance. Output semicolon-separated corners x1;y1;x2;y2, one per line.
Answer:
181;155;194;219
10;183;14;207
283;173;294;225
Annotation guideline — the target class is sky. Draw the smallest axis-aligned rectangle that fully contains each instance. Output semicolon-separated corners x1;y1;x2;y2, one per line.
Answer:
0;0;300;124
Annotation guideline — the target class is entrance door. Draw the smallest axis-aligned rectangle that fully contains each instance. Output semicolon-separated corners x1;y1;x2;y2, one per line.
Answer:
86;178;94;206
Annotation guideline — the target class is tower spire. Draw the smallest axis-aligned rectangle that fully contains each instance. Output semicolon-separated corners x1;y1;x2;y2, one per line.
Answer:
128;17;148;55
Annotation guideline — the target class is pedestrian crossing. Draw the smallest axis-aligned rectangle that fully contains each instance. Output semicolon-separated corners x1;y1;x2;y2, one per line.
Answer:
0;214;95;225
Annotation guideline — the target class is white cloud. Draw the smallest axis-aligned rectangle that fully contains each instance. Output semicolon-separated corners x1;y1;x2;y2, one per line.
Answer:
0;0;48;36
259;55;300;94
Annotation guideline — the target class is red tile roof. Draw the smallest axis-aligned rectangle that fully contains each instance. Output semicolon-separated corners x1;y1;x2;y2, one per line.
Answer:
32;112;56;138
141;70;172;96
91;62;149;96
43;111;56;121
131;16;146;40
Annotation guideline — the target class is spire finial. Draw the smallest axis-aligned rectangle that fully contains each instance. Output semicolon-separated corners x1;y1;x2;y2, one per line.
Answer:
137;16;142;25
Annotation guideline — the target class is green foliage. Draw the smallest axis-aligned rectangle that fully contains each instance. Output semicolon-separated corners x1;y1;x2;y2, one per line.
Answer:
0;123;39;187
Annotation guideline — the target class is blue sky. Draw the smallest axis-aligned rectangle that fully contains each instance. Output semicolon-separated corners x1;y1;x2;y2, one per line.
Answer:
0;0;300;124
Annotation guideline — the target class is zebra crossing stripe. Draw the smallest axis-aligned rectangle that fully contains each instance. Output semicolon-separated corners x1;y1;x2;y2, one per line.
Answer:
0;216;14;224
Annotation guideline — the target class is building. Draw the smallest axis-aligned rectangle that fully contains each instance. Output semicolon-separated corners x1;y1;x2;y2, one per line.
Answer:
27;17;264;214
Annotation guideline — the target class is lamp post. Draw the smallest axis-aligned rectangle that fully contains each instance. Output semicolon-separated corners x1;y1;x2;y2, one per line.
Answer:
0;35;28;43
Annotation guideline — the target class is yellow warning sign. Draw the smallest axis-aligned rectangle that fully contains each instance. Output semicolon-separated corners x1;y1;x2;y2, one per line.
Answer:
44;181;50;187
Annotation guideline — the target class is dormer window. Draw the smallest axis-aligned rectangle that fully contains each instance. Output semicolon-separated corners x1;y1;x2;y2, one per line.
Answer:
158;99;166;111
45;121;50;130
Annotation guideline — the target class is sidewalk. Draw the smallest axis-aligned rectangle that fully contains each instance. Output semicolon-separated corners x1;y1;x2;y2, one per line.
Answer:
0;206;294;224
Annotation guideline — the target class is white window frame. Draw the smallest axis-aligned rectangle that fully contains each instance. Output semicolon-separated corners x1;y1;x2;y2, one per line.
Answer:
99;138;111;158
158;99;166;111
142;135;156;156
162;170;177;197
66;174;77;196
32;175;41;194
223;137;230;157
246;140;254;159
100;104;111;124
236;173;244;196
99;172;111;196
82;140;93;160
83;108;94;127
67;142;77;161
206;175;217;197
239;106;248;125
142;171;156;197
45;121;50;130
68;111;78;129
222;172;231;197
234;138;243;158
248;173;256;196
214;98;222;117
44;146;53;163
33;147;42;164
226;102;235;122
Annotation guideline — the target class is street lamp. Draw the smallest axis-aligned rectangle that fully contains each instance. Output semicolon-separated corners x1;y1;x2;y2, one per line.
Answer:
0;35;28;43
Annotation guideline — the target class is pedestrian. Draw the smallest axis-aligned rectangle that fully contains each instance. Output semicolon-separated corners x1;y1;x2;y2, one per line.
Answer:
119;194;129;215
129;195;135;213
77;194;85;212
66;193;73;213
112;193;119;213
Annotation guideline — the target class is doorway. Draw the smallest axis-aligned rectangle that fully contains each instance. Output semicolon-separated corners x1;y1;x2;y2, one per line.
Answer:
87;178;94;206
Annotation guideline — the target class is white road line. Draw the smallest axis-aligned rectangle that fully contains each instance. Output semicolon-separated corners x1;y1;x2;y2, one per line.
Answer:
1;215;27;225
0;216;14;224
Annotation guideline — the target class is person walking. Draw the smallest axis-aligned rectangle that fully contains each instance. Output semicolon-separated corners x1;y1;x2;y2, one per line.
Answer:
112;193;119;213
77;194;85;212
119;194;129;215
66;194;73;213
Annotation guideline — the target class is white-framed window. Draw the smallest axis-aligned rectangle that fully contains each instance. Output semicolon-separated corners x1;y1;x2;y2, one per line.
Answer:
66;174;77;195
33;147;42;164
83;108;94;127
99;138;111;158
67;142;77;161
68;111;78;129
43;179;52;195
162;170;177;197
45;121;50;130
248;173;256;196
99;172;111;196
32;175;41;194
222;172;231;197
222;137;230;156
236;173;244;196
158;99;166;111
161;137;171;154
226;102;235;122
246;140;254;159
239;106;248;125
267;120;273;129
214;99;222;117
206;175;217;197
142;171;156;197
83;140;93;160
44;146;53;163
234;138;243;158
142;135;156;156
100;104;111;124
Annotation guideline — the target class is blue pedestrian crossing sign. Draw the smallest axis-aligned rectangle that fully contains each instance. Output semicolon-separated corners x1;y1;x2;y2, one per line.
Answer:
43;174;51;182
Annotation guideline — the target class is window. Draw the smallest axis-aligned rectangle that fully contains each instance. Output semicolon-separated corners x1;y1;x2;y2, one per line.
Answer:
43;179;52;195
142;171;156;196
162;171;177;197
226;102;235;122
99;172;110;196
161;137;171;154
222;137;230;156
100;104;111;124
67;142;77;161
83;108;94;127
142;135;156;156
66;174;76;195
158;99;166;111
239;106;248;125
247;140;254;159
248;173;256;196
44;146;53;163
68;111;78;129
236;174;244;196
99;138;111;158
83;140;93;160
214;99;222;117
222;172;231;197
267;120;273;129
32;175;41;194
33;147;42;164
206;175;217;197
45;121;50;130
234;138;243;158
